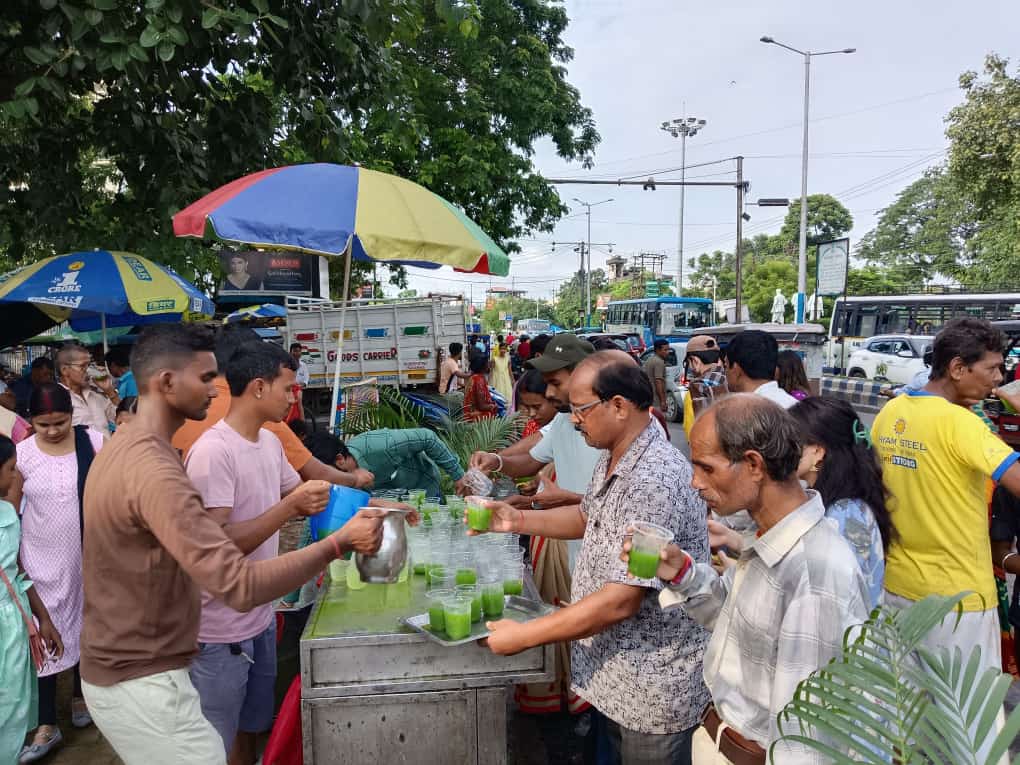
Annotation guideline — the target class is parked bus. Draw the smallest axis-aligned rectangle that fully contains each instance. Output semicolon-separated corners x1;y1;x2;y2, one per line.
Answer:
515;318;552;336
605;296;713;347
827;292;1020;373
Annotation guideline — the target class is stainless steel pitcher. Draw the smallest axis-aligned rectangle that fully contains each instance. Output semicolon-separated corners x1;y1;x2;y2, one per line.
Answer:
354;508;408;584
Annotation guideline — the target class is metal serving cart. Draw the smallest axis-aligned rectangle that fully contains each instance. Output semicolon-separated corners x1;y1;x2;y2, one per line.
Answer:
300;567;554;764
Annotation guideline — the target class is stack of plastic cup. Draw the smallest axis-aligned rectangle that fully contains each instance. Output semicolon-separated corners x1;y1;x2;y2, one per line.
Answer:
442;594;473;640
502;533;521;551
407;530;428;576
428;569;456;592
427;540;451;590
455;583;482;623
427;589;452;632
501;547;525;566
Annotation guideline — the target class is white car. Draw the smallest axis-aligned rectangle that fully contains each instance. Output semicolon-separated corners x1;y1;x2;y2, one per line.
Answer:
846;334;934;384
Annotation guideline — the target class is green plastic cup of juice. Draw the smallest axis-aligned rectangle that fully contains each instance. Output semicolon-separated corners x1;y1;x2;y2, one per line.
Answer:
427;589;451;632
481;581;505;618
408;489;427;509
466;502;492;532
455;567;477;585
443;595;473;640
413;562;427;575
455;584;482;623
502;579;524;596
628;521;672;579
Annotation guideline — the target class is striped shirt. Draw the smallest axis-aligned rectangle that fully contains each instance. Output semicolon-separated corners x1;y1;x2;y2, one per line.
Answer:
660;491;869;762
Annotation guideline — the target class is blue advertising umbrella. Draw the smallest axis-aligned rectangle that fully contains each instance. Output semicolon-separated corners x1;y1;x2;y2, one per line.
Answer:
0;250;214;349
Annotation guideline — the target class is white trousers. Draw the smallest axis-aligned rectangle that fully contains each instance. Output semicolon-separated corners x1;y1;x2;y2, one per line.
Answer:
885;591;1007;765
83;668;226;765
691;726;735;765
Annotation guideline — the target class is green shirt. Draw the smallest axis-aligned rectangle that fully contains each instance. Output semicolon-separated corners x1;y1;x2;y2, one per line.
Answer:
347;428;465;497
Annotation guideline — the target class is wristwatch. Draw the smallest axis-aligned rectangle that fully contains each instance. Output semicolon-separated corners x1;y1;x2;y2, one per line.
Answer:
530;499;542;510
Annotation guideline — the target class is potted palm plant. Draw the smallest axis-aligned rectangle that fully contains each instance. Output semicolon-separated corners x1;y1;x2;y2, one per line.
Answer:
776;593;1020;764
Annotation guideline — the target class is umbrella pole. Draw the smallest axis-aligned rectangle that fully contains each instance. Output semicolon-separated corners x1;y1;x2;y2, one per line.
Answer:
328;251;354;434
101;313;108;355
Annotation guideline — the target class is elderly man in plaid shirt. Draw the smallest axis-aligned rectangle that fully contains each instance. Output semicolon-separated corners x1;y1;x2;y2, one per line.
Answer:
640;394;869;764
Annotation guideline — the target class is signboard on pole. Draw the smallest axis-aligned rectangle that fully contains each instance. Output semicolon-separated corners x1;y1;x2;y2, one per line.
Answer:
815;238;849;297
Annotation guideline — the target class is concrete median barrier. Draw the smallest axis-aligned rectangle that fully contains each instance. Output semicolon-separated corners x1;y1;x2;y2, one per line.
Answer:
820;376;887;414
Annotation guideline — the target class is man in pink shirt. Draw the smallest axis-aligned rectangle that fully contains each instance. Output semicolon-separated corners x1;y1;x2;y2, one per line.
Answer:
184;341;331;764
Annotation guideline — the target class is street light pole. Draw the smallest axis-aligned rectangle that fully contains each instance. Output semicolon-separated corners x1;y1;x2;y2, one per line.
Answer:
760;35;855;323
573;197;613;327
661;114;706;295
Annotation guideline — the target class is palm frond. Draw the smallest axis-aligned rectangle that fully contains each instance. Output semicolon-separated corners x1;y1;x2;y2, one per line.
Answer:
436;413;525;469
342;386;426;436
776;593;1020;764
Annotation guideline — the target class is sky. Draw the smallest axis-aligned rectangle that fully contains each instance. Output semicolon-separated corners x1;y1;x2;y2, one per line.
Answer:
402;0;1020;307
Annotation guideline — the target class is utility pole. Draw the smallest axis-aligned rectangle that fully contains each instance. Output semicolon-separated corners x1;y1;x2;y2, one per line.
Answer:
573;197;613;327
735;156;745;325
661;113;707;294
761;35;855;322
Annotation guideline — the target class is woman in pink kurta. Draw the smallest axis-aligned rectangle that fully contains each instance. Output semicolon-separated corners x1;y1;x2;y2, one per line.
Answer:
12;383;103;760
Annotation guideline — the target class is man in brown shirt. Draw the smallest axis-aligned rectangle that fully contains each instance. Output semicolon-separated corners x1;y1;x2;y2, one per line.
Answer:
80;324;384;765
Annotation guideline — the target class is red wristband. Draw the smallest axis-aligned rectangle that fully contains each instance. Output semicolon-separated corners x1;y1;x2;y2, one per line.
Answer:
668;553;693;586
517;509;525;532
328;534;342;560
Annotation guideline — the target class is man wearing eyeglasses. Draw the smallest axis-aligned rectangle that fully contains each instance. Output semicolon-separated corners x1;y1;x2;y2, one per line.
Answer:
469;334;601;567
472;350;711;765
57;343;118;434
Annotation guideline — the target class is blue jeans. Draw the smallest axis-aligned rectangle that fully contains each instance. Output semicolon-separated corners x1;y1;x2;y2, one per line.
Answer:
189;624;277;752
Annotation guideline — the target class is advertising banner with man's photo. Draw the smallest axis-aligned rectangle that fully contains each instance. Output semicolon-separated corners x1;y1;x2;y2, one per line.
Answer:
218;250;328;298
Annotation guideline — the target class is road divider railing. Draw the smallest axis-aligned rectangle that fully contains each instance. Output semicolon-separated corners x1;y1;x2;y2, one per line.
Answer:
820;375;887;413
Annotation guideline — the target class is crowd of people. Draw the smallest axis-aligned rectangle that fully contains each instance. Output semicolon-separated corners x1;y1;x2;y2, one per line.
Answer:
1;317;1020;765
464;318;1020;764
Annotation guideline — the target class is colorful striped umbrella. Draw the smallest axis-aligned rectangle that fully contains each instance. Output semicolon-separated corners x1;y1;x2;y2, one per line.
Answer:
172;163;510;276
0;251;214;348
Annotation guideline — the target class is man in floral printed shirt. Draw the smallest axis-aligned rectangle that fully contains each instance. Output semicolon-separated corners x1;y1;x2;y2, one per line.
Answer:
474;351;711;764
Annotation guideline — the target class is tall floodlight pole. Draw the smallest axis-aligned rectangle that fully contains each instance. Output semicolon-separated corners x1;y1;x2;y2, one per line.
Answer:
760;36;855;322
574;197;613;327
661;114;706;294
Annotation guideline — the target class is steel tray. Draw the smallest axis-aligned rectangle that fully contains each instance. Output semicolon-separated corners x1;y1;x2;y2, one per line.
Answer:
401;596;554;647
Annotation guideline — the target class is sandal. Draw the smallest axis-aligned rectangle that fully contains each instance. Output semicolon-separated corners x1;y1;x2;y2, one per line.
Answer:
71;697;92;728
18;727;63;763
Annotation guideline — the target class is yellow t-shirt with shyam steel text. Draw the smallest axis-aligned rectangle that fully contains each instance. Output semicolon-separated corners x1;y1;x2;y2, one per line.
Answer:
872;391;1019;611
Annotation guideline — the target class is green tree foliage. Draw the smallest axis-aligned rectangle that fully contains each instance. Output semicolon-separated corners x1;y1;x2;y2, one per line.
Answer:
0;0;598;294
858;54;1019;287
480;295;555;332
608;271;674;300
684;194;855;320
856;170;970;286
346;0;599;250
554;268;606;328
777;194;854;250
741;260;797;322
